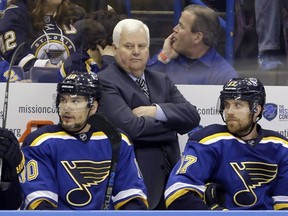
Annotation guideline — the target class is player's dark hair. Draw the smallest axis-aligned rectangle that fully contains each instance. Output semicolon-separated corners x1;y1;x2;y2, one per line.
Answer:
73;19;107;51
88;10;126;47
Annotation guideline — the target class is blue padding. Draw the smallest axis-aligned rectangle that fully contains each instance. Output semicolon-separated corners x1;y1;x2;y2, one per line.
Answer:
0;211;288;215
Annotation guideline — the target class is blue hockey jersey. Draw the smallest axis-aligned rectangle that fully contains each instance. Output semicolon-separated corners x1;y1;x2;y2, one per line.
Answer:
20;124;148;210
165;124;288;210
58;50;100;80
58;50;115;81
0;2;77;71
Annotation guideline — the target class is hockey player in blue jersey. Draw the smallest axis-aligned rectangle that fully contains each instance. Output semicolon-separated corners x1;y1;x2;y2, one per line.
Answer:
20;71;148;210
165;77;288;210
58;19;107;80
59;11;123;80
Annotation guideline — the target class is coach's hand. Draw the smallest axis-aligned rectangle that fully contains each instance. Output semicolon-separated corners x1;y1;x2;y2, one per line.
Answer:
204;182;228;210
0;128;24;181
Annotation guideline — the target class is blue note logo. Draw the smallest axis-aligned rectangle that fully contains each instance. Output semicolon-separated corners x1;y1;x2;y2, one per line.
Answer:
263;103;277;121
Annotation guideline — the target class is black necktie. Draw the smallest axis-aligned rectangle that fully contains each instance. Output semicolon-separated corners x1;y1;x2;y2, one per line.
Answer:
136;78;149;98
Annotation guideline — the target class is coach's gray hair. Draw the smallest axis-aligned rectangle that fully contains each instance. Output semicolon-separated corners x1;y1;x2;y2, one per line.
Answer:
113;19;150;48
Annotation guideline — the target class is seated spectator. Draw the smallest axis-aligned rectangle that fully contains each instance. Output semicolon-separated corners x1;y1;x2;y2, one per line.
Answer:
147;4;238;85
0;0;83;72
59;19;107;79
89;9;126;68
59;9;126;80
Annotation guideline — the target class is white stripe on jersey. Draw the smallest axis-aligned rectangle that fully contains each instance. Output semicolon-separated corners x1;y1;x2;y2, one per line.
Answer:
273;195;288;202
199;132;245;145
260;136;288;148
112;188;147;203
164;182;205;198
31;131;132;147
18;53;36;68
24;190;58;210
31;132;77;146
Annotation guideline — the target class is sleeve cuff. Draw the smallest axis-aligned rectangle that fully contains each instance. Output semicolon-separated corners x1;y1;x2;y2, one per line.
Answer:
34;59;50;67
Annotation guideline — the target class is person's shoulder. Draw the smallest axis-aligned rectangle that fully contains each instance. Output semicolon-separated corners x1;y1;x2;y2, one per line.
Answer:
0;3;29;29
145;68;179;87
145;67;170;80
97;62;117;76
188;124;229;142
98;63;130;84
22;124;62;148
1;2;27;17
101;55;115;68
119;129;134;147
261;127;288;142
4;2;23;11
211;49;235;67
209;49;238;76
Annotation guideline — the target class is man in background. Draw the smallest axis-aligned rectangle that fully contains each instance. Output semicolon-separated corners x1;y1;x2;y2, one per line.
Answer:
148;4;238;85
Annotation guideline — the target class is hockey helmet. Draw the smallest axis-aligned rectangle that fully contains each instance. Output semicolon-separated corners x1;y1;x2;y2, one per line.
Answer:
56;71;102;108
218;77;266;119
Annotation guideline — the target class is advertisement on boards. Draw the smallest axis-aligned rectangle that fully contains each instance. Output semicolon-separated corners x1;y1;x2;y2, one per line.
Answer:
0;83;287;152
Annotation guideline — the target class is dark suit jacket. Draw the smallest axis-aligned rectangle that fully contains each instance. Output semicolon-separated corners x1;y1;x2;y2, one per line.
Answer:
98;62;200;209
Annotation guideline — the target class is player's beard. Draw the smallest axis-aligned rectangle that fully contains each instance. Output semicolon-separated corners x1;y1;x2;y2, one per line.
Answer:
61;122;86;133
227;119;253;137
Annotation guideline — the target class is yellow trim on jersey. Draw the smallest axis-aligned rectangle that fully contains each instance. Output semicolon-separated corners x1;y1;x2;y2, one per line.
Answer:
91;131;106;137
166;188;203;208
86;58;95;65
59;64;66;78
16;152;25;174
91;131;132;146
262;136;288;145
199;132;236;144
199;133;288;146
30;130;132;147
114;196;148;210
274;203;288;210
28;198;57;210
85;58;96;73
120;133;132;146
31;131;70;147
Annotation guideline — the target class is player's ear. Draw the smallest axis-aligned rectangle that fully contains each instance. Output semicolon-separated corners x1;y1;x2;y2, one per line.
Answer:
253;104;262;121
254;104;261;115
90;101;98;114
